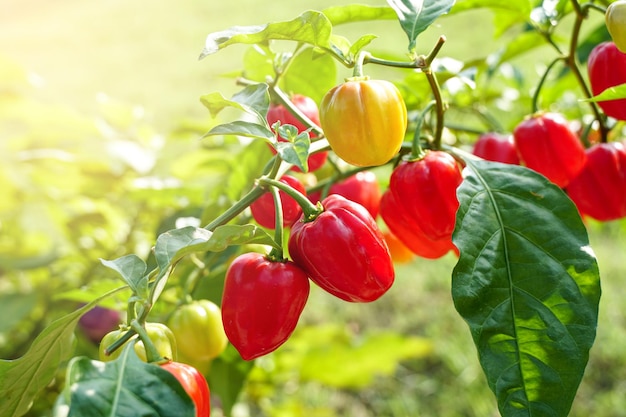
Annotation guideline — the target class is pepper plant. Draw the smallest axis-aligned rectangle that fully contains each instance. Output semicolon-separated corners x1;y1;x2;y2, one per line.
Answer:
4;0;626;416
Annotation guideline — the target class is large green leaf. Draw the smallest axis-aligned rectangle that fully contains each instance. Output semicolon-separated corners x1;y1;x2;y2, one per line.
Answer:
387;0;456;52
200;11;334;59
0;289;125;417
452;160;601;417
55;346;194;417
279;47;337;104
321;4;397;25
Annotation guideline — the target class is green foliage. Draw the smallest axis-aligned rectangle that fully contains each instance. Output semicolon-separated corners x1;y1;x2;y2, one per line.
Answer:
2;0;624;416
0;293;123;417
387;0;456;52
585;83;626;102
55;346;195;417
453;160;601;416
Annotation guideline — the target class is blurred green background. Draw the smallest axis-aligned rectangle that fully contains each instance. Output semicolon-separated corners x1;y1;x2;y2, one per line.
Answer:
2;1;626;416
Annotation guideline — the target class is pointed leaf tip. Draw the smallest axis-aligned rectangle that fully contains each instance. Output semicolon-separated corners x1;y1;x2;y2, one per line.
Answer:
387;0;455;51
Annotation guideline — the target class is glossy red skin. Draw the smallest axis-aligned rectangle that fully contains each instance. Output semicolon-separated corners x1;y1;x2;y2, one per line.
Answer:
567;141;626;221
379;190;456;259
288;194;394;303
161;361;211;417
472;132;520;165
513;113;587;188
587;42;626;121
221;252;310;361
250;175;305;229
308;171;381;218
266;94;328;172
388;151;462;242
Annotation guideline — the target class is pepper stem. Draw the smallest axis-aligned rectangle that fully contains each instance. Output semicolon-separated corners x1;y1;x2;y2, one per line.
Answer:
103;326;136;357
258;176;323;222
267;186;286;261
131;319;165;364
411;101;436;159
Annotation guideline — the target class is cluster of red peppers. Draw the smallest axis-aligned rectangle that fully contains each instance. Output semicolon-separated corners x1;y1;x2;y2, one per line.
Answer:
471;36;626;222
221;86;466;362
224;24;626;358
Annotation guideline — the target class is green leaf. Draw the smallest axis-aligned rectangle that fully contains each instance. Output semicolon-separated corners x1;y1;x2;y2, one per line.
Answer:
208;344;255;416
200;10;334;59
154;224;278;273
583;83;626;103
200;83;270;122
100;255;148;299
56;346;194;417
349;34;379;59
279;47;337;104
204;121;275;141
387;0;456;52
452;160;601;417
322;4;397;25
232;83;271;117
276;131;311;172
0;290;124;417
242;45;276;82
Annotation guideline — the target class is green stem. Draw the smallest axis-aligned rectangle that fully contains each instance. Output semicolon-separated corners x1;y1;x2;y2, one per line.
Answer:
131;320;165;364
306;165;371;195
362;54;418;70
269;84;324;137
584;2;607;14
204;187;263;231
444;123;486;135
126;300;137;324
267;186;286;261
103;327;136;357
532;57;566;113
411;101;436;159
361;36;446;71
353;51;371;78
423;35;447;67
203;148;291;233
424;68;446;150
258;176;322;221
568;0;610;142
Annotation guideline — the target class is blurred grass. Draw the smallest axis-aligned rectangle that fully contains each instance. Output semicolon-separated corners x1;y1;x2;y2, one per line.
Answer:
2;1;626;416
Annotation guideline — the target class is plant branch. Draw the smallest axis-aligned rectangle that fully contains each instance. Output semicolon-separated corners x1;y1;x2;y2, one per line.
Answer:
567;0;610;142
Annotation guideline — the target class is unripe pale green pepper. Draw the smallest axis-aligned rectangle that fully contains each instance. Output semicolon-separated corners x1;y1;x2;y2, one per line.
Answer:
98;322;177;362
606;0;626;53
